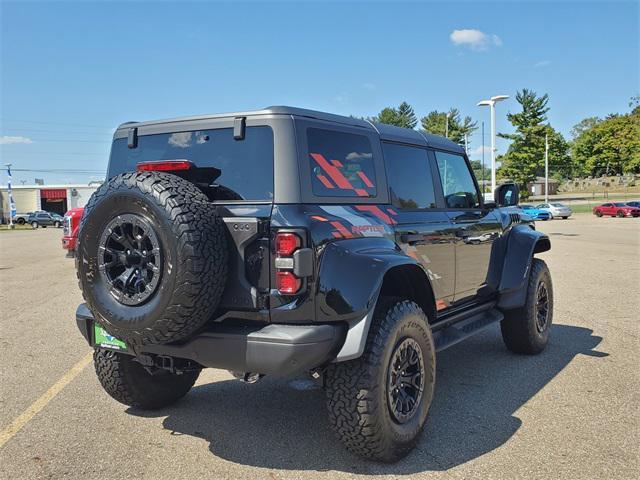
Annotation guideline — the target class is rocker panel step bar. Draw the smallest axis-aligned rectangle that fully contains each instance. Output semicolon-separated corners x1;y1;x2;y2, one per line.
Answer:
432;308;504;352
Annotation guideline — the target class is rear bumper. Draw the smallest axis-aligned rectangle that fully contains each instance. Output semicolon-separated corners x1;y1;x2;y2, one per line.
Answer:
62;236;77;250
76;304;346;376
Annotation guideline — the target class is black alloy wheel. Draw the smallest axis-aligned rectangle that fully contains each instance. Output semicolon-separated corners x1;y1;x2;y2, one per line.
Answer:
97;213;162;306
534;281;550;333
387;337;425;424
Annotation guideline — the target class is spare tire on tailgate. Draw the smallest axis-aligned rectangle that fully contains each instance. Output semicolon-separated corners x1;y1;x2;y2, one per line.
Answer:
77;171;228;347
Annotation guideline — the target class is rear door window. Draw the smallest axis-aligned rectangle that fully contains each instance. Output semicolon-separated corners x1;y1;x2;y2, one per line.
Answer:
108;126;274;201
383;143;436;209
435;151;480;209
307;128;377;198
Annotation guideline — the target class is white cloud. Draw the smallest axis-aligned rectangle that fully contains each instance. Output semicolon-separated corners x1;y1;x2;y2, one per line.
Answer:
450;29;502;51
469;145;492;157
0;135;33;145
534;60;551;68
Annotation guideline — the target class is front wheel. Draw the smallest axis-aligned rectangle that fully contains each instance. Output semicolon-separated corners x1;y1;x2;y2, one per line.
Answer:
501;258;553;354
93;349;201;409
16;218;25;225
54;221;61;228
562;216;568;219
616;210;624;218
31;221;38;229
325;299;436;462
595;210;603;217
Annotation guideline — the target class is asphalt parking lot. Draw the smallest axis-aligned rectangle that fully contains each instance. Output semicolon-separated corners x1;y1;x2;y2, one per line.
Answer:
0;215;638;480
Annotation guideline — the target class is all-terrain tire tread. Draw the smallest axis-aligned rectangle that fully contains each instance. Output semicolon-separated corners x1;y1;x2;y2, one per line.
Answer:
325;298;435;462
93;349;200;409
77;171;228;346
500;258;553;354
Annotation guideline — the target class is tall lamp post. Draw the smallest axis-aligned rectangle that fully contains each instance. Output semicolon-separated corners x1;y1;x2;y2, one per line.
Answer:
477;95;509;199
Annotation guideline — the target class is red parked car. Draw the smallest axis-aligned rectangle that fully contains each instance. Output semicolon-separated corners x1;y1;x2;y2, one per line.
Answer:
593;202;640;218
62;207;84;257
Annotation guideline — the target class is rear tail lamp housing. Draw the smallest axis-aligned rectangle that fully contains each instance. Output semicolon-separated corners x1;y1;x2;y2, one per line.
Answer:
274;231;311;295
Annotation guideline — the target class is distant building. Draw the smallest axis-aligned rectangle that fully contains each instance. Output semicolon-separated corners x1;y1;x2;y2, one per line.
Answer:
528;177;560;196
0;183;101;222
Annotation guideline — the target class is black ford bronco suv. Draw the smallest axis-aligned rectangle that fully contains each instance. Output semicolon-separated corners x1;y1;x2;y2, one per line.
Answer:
75;106;553;462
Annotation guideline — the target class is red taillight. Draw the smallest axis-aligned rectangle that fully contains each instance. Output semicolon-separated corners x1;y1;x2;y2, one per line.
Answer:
136;160;193;172
275;233;301;256
275;232;303;294
276;271;301;295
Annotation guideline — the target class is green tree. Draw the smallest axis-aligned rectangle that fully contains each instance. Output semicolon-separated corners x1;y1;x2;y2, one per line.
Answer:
498;89;571;187
371;102;417;129
420;108;477;145
372;107;401;126
396;101;418;129
572;110;640;176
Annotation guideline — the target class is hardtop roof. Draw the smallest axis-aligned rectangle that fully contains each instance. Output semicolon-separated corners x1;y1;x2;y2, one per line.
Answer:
117;105;465;153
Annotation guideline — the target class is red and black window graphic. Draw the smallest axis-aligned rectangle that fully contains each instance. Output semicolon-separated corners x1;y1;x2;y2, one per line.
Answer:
307;128;377;198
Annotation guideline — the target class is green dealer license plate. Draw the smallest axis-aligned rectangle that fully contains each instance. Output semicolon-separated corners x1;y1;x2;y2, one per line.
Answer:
94;325;127;350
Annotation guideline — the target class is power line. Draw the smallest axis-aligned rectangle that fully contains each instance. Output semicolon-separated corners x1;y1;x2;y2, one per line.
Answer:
0;119;113;129
0;138;111;144
1;127;113;136
11;168;106;174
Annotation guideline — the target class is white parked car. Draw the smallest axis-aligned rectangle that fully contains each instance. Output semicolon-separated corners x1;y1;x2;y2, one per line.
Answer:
536;203;572;219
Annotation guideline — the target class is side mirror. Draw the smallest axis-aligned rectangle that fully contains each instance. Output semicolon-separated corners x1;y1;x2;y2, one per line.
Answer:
494;183;519;207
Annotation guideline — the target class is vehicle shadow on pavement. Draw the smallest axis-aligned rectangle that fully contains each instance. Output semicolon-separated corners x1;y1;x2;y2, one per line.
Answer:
128;324;606;474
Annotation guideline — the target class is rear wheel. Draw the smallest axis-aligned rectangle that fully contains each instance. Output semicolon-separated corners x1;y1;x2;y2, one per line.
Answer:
54;220;61;228
501;258;553;354
562;216;568;219
93;349;200;409
616;210;624;218
16;218;25;225
325;298;436;462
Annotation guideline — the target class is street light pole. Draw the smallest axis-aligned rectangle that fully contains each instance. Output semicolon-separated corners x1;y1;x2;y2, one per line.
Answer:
477;95;509;199
445;112;450;138
545;133;549;203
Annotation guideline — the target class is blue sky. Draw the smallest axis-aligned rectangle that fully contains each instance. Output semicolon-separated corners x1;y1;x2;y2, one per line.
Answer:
1;0;638;184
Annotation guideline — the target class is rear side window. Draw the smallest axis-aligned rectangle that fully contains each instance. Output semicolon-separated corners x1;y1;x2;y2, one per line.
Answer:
307;128;376;198
108;126;274;201
383;143;436;209
435;151;480;209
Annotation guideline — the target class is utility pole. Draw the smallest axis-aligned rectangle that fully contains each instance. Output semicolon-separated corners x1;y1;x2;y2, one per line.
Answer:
5;163;16;229
545;133;549;203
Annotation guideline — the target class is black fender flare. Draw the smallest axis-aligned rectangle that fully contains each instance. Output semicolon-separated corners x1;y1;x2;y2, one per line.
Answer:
316;237;435;361
497;224;551;309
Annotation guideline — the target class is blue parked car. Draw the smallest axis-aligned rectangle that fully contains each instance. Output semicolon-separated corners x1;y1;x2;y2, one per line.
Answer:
519;204;551;221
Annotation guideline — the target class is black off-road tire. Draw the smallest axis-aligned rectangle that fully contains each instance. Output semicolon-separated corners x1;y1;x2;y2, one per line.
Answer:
93;349;200;409
77;171;228;346
501;258;553;354
324;298;436;462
